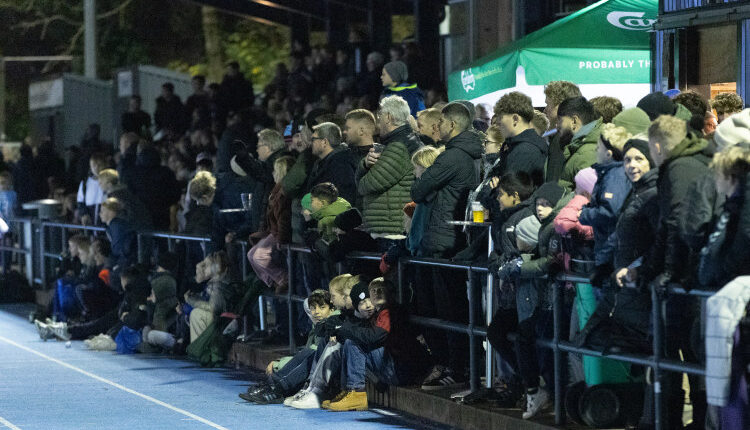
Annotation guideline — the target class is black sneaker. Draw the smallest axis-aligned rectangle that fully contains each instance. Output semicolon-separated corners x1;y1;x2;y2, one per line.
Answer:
421;366;464;391
245;382;271;395
247;385;284;404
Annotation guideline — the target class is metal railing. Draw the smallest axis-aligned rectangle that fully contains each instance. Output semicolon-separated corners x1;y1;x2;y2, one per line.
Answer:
17;219;715;430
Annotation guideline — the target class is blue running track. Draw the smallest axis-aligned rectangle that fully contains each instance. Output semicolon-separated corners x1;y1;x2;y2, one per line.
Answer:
0;304;442;430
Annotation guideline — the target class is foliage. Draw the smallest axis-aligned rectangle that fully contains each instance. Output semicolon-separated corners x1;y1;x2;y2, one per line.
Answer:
223;22;290;89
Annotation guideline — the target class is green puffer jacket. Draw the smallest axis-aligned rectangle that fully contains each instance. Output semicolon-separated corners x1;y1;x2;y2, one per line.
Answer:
311;197;352;242
559;118;602;190
357;125;422;235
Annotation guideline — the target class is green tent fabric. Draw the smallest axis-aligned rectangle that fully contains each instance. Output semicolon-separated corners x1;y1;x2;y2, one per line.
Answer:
448;0;657;102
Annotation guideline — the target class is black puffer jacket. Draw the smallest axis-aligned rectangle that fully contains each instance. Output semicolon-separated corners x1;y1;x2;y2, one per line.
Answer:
411;130;483;256
235;148;289;233
495;128;548;186
641;133;716;286
699;173;750;289
612;169;659;269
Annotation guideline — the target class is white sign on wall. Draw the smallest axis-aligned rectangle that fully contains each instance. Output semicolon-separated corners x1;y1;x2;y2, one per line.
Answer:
118;70;133;97
28;79;63;111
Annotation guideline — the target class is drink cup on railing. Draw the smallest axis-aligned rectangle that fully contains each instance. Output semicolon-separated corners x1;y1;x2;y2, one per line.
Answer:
471;201;485;223
241;193;253;211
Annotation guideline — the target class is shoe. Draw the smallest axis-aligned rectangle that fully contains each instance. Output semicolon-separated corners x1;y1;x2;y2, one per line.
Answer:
284;389;307;406
34;320;54;341
248;385;283;404
522;388;551;419
325;390;368;412
288;390;320;409
421;367;463;391
49;322;70;341
321;390;348;408
246;382;270;396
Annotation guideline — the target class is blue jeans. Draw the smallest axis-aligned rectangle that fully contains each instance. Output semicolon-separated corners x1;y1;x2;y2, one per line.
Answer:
270;347;316;395
342;339;399;391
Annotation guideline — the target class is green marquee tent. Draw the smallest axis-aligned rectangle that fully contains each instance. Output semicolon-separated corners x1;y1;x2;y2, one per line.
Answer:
447;0;657;107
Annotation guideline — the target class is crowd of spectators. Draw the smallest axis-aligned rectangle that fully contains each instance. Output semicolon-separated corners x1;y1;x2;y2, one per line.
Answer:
3;39;749;429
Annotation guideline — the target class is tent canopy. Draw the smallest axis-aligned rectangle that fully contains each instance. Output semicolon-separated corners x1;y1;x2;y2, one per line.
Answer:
448;0;657;106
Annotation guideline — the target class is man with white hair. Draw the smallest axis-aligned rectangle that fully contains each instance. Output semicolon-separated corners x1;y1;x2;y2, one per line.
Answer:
357;95;422;245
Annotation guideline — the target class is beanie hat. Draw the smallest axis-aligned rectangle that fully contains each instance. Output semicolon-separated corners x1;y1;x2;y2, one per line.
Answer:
349;281;370;311
534;182;566;207
637;93;676;120
574;167;597;195
334;208;363;232
384;61;408;84
515;215;541;248
157;251;179;274
713;108;750;151
613;107;651;136
301;193;312;211
674;103;693;123
664;88;681;99
622;138;655;169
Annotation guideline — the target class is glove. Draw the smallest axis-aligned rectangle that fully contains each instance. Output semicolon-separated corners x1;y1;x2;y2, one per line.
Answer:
498;257;522;281
590;264;614;288
302;229;320;249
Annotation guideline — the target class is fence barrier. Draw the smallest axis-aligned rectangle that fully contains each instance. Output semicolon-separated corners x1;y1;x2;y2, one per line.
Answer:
2;218;714;430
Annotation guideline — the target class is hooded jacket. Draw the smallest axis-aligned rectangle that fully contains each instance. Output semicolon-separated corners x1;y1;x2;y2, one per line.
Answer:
642;132;716;286
411;130;483;256
357;124;422;235
579;161;632;266
496;128;548;186
559;119;603;189
149;271;178;332
381;83;426;117
311;197;352;243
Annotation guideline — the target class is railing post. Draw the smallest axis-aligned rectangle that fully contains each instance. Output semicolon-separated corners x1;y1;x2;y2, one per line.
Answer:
552;280;565;426
467;267;478;392
240;241;248;281
485;224;494;389
39;223;46;288
167;237;174;252
396;258;404;304
651;284;664;430
258;296;266;331
286;246;296;354
137;233;144;264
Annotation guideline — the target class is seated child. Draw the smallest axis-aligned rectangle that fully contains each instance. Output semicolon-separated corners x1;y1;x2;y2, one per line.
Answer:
76;237;118;321
286;275;363;409
239;289;336;404
302;182;352;244
323;277;431;412
142;252;179;351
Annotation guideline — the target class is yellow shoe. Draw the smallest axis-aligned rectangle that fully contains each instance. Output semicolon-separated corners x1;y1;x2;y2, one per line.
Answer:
326;390;368;412
321;390;348;409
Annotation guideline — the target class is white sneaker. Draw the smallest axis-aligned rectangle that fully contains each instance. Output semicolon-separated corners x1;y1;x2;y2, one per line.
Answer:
522;388;550;419
288;390;320;409
284;388;311;406
34;320;54;341
49;322;70;341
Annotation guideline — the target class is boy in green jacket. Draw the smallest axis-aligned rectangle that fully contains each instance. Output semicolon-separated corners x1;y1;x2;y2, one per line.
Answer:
303;182;352;243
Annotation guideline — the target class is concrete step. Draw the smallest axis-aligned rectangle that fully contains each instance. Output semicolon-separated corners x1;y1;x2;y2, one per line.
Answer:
228;341;563;430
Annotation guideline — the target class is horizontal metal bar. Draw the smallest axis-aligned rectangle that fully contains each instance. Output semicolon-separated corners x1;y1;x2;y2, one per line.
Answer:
409;315;487;337
258;292;307;304
0;246;31;255
40;221;106;232
140;231;212;242
42;252;63;261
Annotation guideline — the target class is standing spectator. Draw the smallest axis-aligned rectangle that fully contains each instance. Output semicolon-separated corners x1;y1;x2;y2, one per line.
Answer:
0;171;17;225
96;169;153;230
121;95;151;137
358;52;385;106
612;107;652;136
543;81;582;182
74;123;107;186
76;152;108;226
638;115;715;429
637;92;676;121
220;62;254;115
99;198;137;275
531;110;550;137
215;110;252;174
288;53;314;106
380;61;425;117
674;91;710;134
232;129;290;234
343;109;376;167
304;122;357;204
117;132;140;193
579;124;633;286
493;92;549;187
712;93;744;123
590;96;623;124
358;96;422;243
13;144;36;203
132;143;181;231
185;75;209;126
154;82;187;136
416;108;442;147
34;139;65;199
557;96;603;189
411;102;482;386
